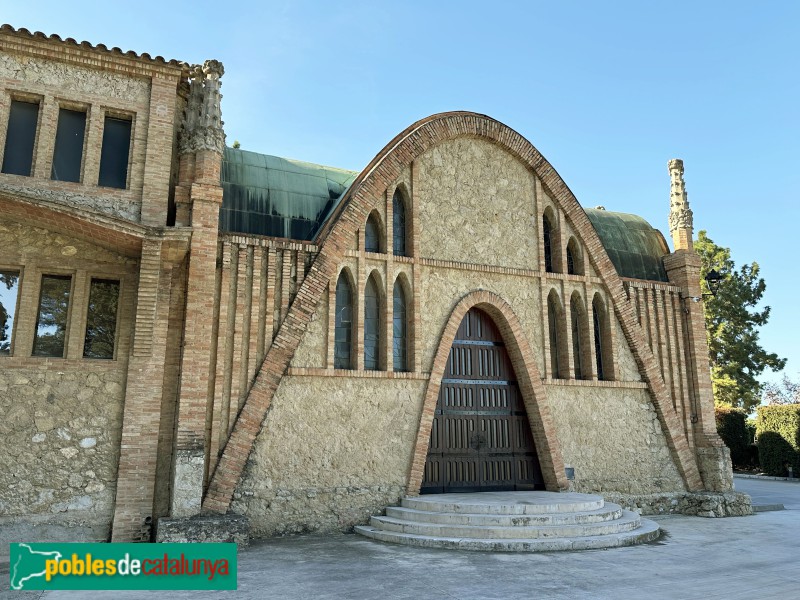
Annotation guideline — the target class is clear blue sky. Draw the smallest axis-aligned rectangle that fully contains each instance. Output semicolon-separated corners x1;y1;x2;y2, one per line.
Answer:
5;1;799;386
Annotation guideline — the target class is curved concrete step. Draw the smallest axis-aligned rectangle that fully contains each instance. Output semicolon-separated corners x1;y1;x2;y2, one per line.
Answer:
385;503;624;526
354;518;661;552
402;492;605;515
369;510;642;539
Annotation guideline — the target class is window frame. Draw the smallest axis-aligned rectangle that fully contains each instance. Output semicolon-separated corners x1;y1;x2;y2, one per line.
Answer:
97;110;134;190
32;271;75;358
0;266;24;357
82;276;122;360
50;103;90;184
392;276;409;372
1;95;43;177
363;272;382;371
333;270;355;370
392;189;408;257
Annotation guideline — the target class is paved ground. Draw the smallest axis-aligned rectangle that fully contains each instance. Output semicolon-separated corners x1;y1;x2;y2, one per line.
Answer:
3;476;798;600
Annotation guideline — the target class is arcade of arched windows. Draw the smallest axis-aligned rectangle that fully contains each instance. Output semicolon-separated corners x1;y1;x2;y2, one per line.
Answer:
545;286;614;382
329;183;416;373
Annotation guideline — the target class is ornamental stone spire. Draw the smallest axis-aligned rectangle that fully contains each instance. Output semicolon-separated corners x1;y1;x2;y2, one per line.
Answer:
179;59;226;155
668;158;694;251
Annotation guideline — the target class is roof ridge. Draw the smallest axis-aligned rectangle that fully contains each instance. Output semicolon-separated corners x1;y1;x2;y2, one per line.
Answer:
0;23;191;69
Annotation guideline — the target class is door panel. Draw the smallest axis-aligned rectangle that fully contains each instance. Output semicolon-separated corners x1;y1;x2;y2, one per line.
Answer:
421;308;545;494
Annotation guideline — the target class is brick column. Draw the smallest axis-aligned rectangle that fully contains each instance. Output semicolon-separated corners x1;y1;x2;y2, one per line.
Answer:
112;238;173;541
664;251;732;491
171;151;223;516
140;76;179;226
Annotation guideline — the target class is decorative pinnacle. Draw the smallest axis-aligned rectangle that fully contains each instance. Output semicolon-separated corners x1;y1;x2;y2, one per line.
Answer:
668;158;694;250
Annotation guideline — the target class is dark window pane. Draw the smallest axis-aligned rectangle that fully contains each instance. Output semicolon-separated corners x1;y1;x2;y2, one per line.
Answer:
393;191;406;257
548;296;560;377
543;215;553;273
334;273;353;369
98;117;131;188
33;274;72;357
365;213;380;253
51;108;86;183
2;100;39;176
567;244;575;275
364;276;380;370
571;300;582;379
593;300;605;381
0;270;21;355
83;279;120;359
393;279;407;372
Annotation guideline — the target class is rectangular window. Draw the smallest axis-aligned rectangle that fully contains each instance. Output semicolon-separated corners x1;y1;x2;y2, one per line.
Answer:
83;278;120;359
33;274;72;357
0;270;21;356
2;100;40;176
51;108;86;183
98;116;132;189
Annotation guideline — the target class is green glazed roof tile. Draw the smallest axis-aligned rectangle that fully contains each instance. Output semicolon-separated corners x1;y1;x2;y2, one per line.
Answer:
220;147;358;240
584;208;670;282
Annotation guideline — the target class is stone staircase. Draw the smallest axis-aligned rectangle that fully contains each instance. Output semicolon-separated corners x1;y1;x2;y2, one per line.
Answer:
354;491;660;552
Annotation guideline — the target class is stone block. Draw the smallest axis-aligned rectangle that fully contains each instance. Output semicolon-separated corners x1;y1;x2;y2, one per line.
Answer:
155;514;250;546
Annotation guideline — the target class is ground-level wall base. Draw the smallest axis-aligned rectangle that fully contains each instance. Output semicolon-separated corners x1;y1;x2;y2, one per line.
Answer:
155;514;250;546
603;491;752;517
0;512;111;559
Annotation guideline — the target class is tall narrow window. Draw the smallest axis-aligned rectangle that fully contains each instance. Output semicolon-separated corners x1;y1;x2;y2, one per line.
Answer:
334;272;353;369
2;100;39;176
393;279;408;372
593;297;606;381
33;274;72;357
393;190;407;257
365;212;381;253
571;297;583;379
547;294;561;378
543;214;554;273
51;108;86;183
83;278;120;359
364;275;380;370
0;270;21;356
98;116;132;189
566;238;582;276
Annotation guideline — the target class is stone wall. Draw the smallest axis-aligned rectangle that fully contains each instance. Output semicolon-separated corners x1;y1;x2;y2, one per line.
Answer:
0;365;126;541
546;385;685;494
0;220;135;544
233;375;426;537
416;138;539;269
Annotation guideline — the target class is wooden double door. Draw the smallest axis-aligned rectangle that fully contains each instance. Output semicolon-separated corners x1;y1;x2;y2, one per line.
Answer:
422;308;545;494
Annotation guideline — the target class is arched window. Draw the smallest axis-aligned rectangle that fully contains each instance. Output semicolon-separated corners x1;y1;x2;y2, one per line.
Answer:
393;190;407;257
365;212;381;253
334;271;353;369
547;292;566;379
543;213;554;273
570;294;586;380
566;238;582;276
393;278;408;372
364;274;381;370
592;294;612;381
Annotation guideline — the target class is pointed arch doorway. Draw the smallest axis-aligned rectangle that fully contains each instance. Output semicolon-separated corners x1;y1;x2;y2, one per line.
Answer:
421;307;545;493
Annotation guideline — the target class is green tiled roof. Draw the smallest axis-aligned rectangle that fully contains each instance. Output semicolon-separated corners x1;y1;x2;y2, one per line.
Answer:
584;208;670;282
220;147;358;240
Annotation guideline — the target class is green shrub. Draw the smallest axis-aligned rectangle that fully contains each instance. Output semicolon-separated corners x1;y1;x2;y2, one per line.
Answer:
755;405;800;476
715;406;750;468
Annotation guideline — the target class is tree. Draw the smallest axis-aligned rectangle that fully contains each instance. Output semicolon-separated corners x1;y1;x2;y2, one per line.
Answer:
696;230;786;411
762;374;800;405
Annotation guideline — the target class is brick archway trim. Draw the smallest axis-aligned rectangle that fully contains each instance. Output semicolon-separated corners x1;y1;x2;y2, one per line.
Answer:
203;111;702;513
406;290;569;495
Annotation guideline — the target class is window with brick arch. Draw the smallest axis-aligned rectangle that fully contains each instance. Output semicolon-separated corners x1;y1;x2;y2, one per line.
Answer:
334;272;354;369
364;274;381;370
543;214;554;273
365;212;381;253
393;278;408;372
570;295;584;379
566;238;582;276
393;190;407;257
547;292;566;379
592;295;613;381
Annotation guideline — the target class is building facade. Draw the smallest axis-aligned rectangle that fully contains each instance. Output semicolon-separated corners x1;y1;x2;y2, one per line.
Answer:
0;26;746;545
